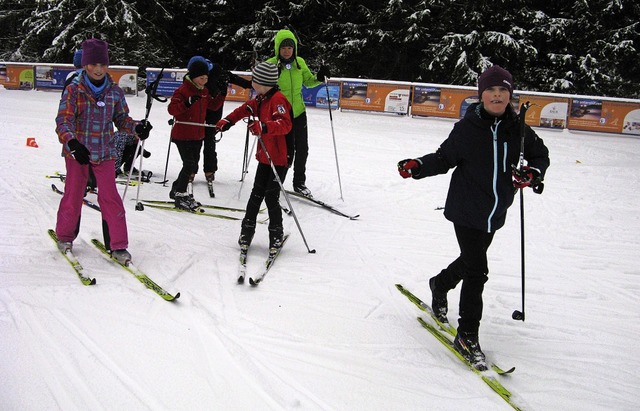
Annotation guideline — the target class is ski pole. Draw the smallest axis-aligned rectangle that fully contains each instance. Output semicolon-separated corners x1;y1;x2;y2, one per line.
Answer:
162;119;174;187
122;74;162;203
512;101;530;322
133;139;146;210
236;135;257;200
246;105;316;254
324;80;344;200
240;127;250;181
168;118;218;128
257;135;315;254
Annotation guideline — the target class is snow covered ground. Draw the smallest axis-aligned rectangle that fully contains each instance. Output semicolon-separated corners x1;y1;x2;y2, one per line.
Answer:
1;86;638;410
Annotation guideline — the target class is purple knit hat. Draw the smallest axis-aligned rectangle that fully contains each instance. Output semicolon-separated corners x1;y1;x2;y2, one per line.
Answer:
81;39;109;66
478;65;513;97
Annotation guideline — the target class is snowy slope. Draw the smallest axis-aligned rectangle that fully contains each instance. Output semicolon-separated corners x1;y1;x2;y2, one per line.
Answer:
0;86;638;410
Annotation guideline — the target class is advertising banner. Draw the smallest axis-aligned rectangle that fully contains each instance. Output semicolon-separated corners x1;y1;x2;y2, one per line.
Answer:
0;63;34;90
146;68;183;97
515;94;569;129
108;67;138;95
411;86;477;118
34;65;137;95
302;81;340;109
567;98;640;135
225;73;254;102
35;64;74;91
147;68;253;101
340;81;410;114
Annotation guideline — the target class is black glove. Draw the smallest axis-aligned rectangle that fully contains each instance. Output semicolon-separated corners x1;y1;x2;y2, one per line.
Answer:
68;139;91;165
317;66;331;83
185;95;202;108
216;118;233;132
135;120;153;140
397;158;421;178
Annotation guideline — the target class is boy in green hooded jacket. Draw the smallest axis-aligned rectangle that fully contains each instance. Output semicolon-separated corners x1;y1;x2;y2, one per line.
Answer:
266;29;330;198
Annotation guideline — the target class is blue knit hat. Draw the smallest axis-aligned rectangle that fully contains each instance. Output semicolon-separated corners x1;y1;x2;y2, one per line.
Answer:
188;56;213;72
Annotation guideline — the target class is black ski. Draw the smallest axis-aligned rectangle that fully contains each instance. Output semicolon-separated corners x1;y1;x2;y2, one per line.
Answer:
285;190;359;220
51;183;101;211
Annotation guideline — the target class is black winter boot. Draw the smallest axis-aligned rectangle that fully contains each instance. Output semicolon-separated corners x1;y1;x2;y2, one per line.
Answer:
268;226;284;251
454;331;487;371
429;276;449;324
238;219;256;247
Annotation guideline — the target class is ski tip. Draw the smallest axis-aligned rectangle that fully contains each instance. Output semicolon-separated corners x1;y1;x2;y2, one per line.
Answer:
173;292;181;300
249;277;261;286
89;278;97;285
237;277;245;284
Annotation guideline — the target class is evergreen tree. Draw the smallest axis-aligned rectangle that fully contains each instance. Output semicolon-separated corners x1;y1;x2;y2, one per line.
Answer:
0;0;638;97
11;0;177;67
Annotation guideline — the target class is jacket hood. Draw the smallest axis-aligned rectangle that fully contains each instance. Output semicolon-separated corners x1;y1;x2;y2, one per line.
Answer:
273;29;298;58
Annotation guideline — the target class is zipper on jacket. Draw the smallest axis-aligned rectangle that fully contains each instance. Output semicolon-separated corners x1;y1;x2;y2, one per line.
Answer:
487;118;502;233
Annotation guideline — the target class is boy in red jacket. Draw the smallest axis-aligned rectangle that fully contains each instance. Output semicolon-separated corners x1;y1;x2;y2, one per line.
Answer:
167;58;224;210
216;62;292;251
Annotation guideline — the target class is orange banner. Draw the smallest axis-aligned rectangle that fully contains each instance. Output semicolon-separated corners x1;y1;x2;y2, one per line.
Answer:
0;63;34;90
106;67;138;95
411;86;477;118
225;74;254;102
340;81;410;114
515;94;569;129
568;98;640;135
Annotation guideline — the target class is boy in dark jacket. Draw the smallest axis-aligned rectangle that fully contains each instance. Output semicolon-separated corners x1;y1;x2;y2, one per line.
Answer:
167;58;223;210
216;62;292;251
397;65;550;370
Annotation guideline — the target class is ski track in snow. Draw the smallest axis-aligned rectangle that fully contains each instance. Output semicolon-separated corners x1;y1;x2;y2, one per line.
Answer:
1;87;639;410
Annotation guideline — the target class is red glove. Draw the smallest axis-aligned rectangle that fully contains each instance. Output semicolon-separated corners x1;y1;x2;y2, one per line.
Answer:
215;118;232;132
397;159;421;178
512;165;541;188
248;120;266;136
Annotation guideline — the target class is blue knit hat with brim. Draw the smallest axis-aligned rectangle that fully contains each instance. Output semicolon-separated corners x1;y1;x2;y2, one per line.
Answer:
188;56;213;72
188;60;210;79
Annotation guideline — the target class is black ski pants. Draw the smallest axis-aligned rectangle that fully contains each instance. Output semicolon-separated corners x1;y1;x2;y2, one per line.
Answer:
172;140;202;193
432;224;496;335
245;163;287;231
290;112;309;187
